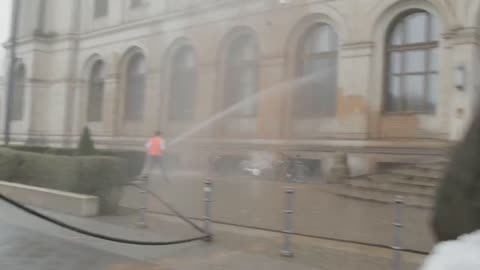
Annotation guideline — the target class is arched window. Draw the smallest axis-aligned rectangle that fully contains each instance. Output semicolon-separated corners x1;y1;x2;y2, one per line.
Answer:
87;60;105;122
169;45;197;121
295;23;338;117
385;10;440;113
12;63;25;121
124;52;146;121
224;33;258;117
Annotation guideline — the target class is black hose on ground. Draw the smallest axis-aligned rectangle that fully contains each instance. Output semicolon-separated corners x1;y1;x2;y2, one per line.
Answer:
0;192;210;246
126;182;207;235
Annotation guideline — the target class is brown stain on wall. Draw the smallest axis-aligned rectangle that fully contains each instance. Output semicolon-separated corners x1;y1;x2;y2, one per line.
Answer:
337;95;368;118
379;114;420;138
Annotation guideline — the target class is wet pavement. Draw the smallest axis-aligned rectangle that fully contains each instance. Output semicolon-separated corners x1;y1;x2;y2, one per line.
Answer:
0;223;153;270
0;172;429;270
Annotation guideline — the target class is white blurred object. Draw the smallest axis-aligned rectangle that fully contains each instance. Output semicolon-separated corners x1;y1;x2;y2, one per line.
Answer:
419;230;480;270
240;152;275;176
278;0;291;6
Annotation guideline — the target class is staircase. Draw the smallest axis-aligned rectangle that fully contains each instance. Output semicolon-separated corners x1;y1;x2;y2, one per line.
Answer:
332;159;448;208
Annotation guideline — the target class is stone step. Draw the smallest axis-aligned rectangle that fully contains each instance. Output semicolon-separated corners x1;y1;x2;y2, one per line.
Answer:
414;163;447;172
390;168;444;179
369;174;439;187
345;181;433;198
368;174;438;187
348;179;435;196
331;185;433;209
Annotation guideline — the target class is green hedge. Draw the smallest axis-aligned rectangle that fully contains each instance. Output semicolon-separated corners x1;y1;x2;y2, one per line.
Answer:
0;148;128;213
7;146;182;178
8;146;145;178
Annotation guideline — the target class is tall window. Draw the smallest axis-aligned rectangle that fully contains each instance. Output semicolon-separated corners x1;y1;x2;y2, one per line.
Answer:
385;10;440;113
169;45;197;121
224;33;258;117
94;0;108;18
124;53;146;121
11;63;25;121
87;60;105;122
295;23;338;117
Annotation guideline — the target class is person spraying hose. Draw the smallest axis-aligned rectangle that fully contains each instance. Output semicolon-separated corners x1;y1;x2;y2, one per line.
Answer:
141;131;169;181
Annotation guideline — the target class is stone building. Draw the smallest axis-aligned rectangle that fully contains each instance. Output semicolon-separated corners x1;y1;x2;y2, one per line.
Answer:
3;0;480;177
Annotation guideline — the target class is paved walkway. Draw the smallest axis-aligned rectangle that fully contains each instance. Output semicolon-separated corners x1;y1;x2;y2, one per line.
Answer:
121;172;434;252
0;198;426;270
0;223;152;270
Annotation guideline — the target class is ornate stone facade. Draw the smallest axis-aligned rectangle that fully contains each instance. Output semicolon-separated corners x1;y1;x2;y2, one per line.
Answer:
4;0;480;177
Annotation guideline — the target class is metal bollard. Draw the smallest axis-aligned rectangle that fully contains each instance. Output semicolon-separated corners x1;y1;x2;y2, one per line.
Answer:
204;179;213;241
281;187;295;257
136;176;149;228
392;195;404;270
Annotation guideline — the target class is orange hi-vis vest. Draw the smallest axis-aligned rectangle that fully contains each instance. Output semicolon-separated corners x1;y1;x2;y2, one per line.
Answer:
147;137;165;156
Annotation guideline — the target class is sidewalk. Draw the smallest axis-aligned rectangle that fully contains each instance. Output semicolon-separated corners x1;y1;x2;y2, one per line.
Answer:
121;172;435;252
98;211;427;270
0;196;426;270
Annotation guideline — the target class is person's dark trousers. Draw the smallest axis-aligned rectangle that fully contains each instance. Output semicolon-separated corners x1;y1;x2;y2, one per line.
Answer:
145;155;170;182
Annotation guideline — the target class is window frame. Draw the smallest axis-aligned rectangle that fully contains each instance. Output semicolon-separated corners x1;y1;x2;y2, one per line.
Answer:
124;52;146;121
87;60;105;122
223;33;259;118
294;23;339;117
384;10;440;115
168;45;197;121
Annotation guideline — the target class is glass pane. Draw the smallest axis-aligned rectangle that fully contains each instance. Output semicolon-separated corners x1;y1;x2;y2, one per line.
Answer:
390;52;402;74
184;50;195;68
88;82;104;122
125;74;145;121
386;75;402;112
242;39;256;61
429;48;439;72
390;23;403;45
91;61;104;81
405;12;428;44
94;0;108;18
230;36;256;63
329;28;338;51
175;47;195;70
136;58;146;74
405;50;426;73
128;54;146;77
242;68;257;86
404;75;426;112
430;15;440;41
310;57;331;76
311;25;331;53
309;58;337;115
427;73;438;113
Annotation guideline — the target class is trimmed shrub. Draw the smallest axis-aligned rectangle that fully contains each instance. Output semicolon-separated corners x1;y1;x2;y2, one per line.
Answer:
11;150;79;191
0;148;127;213
75;156;129;213
77;127;96;156
0;148;21;180
8;146;75;156
100;150;146;178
